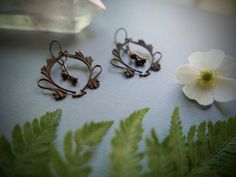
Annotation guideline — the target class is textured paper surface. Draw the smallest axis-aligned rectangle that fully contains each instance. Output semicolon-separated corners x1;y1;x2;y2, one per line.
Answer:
0;0;236;177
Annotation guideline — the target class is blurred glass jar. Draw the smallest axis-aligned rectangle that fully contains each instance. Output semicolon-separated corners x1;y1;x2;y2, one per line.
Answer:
0;0;106;33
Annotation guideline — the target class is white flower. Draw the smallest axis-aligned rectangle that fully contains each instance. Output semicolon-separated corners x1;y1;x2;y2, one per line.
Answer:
176;49;236;106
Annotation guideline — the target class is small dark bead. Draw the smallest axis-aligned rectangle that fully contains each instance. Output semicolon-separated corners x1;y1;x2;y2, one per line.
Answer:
135;58;146;67
61;73;68;80
130;53;138;59
141;58;146;64
61;70;68;80
72;78;78;86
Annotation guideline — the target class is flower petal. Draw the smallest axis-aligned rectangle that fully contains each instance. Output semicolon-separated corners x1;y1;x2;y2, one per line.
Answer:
182;83;214;106
213;77;236;102
176;64;200;84
188;49;225;70
216;56;236;77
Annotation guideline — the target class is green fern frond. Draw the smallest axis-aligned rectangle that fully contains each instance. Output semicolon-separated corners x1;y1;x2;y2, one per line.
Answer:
188;131;236;177
145;108;236;177
0;109;61;177
167;107;188;176
75;121;114;147
186;117;236;172
64;131;74;163
51;121;113;177
187;125;197;169
196;121;208;164
50;145;67;177
1;107;236;177
0;136;14;167
145;129;173;177
109;108;149;177
145;107;188;177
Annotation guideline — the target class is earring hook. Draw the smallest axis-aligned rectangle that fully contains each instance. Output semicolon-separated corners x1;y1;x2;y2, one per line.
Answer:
49;40;62;59
114;27;128;45
153;51;163;61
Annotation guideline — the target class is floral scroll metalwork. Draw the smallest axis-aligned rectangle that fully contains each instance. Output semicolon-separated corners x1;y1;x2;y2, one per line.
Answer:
111;28;162;78
37;40;102;100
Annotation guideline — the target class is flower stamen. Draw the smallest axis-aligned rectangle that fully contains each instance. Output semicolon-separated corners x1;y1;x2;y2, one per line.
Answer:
198;71;217;89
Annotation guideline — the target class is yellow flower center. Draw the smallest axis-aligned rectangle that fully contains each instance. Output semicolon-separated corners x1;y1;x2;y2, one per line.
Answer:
198;71;217;89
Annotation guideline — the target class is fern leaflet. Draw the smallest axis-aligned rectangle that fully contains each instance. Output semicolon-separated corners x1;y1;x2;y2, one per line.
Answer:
109;108;149;177
51;121;113;177
0;109;61;177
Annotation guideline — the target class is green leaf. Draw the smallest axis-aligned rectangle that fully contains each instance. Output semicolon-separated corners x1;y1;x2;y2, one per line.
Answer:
187;125;197;169
50;145;67;177
0;109;61;177
0;137;14;166
145;129;173;177
145;108;236;177
64;131;74;163
188;132;236;177
51;121;113;177
75;121;114;147
186;116;236;176
186;116;236;174
12;125;24;154
195;121;208;165
167;107;188;176
109;108;149;177
1;107;236;177
145;107;188;177
23;122;34;144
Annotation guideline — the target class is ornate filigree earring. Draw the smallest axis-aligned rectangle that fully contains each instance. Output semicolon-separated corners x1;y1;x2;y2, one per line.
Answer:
111;28;162;78
37;40;102;100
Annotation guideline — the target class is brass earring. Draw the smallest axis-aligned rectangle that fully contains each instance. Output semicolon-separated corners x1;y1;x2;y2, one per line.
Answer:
111;28;162;78
37;40;102;100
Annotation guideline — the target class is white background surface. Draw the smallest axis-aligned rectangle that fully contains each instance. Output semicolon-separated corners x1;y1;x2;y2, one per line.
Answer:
0;0;236;176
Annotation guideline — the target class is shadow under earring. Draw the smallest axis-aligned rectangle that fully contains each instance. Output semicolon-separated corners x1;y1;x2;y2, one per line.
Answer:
37;40;102;100
111;28;162;78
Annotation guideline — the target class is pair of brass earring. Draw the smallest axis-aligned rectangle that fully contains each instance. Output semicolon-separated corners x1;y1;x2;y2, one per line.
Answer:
38;28;162;100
